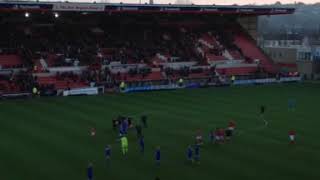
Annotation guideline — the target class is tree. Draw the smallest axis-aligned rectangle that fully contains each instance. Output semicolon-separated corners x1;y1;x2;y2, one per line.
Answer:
275;1;282;6
175;0;193;5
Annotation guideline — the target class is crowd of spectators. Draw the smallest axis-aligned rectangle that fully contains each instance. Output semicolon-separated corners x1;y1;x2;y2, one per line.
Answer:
0;71;35;93
0;13;294;95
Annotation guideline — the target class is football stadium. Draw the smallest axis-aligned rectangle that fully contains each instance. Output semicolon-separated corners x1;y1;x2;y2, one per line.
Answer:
0;1;319;180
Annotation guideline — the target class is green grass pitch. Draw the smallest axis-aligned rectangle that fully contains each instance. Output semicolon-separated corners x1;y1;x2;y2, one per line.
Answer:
1;83;320;180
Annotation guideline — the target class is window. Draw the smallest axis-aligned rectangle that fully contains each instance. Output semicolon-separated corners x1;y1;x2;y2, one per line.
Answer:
306;52;311;60
299;51;312;61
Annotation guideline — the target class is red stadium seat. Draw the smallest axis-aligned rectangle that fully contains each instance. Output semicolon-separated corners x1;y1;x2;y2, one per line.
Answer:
0;55;23;69
234;33;276;73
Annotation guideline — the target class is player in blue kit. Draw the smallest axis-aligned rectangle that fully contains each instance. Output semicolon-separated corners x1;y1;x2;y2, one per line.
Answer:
288;98;296;111
122;119;128;134
194;144;200;164
139;136;145;153
155;146;161;166
105;145;111;164
187;145;193;163
87;163;93;180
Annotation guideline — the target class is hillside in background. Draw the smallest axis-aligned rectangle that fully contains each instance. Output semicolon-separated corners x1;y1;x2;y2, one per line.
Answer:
259;3;320;35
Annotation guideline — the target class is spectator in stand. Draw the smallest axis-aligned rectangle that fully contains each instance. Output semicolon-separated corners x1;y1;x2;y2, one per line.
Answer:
231;75;236;84
178;78;184;87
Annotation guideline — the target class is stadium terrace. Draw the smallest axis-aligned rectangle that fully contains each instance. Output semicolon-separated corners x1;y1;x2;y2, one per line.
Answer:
0;1;298;98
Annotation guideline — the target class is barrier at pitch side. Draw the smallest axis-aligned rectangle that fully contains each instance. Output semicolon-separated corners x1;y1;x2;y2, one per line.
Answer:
123;84;183;93
278;77;302;82
63;87;98;96
122;76;301;93
234;76;301;85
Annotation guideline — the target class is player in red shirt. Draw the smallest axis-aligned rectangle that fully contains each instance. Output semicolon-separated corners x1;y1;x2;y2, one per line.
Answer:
228;120;236;131
195;129;203;145
214;128;220;144
288;130;296;144
90;127;96;137
219;128;225;143
226;120;236;140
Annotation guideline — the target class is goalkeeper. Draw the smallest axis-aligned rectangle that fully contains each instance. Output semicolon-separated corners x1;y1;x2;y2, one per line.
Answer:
120;136;128;155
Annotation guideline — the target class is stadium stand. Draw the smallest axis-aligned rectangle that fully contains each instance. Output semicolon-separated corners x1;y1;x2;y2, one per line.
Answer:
0;54;24;69
0;2;296;96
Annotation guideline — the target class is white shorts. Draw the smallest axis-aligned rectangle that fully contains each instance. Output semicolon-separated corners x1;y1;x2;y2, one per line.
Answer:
91;132;96;136
228;127;235;131
215;136;220;141
289;135;295;141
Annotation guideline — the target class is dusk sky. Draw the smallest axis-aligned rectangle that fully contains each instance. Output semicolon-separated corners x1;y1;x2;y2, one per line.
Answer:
45;0;319;5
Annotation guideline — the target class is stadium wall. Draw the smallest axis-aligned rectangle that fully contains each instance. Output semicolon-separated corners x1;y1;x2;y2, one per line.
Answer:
297;61;320;79
297;60;313;79
263;47;297;64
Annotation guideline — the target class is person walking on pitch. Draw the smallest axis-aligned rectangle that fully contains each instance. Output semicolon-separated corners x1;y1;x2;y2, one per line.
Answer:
87;163;93;180
187;145;193;163
105;145;111;164
155;146;161;166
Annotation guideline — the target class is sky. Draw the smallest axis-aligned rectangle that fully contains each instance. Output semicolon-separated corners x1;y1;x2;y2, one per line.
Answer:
41;0;319;5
